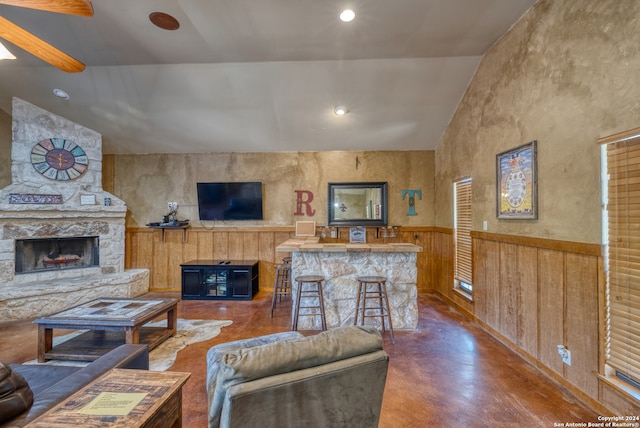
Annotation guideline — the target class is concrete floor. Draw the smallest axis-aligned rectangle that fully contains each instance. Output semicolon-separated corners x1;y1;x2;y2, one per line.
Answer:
0;292;599;427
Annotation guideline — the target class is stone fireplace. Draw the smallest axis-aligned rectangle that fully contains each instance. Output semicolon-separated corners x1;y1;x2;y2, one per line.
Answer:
0;98;149;321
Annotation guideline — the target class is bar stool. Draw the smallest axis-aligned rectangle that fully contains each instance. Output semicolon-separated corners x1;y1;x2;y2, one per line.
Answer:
354;276;395;344
292;275;327;331
270;260;292;318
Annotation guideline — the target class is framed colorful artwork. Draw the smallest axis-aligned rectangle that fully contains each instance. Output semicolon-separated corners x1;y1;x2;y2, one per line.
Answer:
496;140;538;220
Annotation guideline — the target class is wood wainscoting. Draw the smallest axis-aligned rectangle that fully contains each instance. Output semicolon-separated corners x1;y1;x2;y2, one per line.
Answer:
126;226;293;293
125;226;435;294
126;225;640;414
417;229;638;415
467;231;607;414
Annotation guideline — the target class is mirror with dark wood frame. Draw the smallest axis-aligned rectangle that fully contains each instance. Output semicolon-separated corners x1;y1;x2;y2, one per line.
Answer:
328;182;388;226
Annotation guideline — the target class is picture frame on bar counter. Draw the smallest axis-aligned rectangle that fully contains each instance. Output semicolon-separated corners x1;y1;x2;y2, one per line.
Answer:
349;226;366;243
496;140;538;220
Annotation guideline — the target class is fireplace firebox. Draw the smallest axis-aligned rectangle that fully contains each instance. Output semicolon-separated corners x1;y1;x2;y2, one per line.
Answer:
15;236;100;274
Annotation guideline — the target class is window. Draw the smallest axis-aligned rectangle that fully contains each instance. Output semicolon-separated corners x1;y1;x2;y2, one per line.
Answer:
600;127;640;388
454;177;472;294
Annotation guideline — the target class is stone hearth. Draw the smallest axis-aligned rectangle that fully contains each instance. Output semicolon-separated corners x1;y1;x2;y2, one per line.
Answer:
0;98;148;321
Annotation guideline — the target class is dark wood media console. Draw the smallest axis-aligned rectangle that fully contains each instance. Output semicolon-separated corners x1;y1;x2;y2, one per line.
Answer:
180;260;259;300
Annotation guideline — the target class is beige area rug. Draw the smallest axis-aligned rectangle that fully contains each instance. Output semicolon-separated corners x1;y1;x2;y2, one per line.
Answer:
25;318;232;371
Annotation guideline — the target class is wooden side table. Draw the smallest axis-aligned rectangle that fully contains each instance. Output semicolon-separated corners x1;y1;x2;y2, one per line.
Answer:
25;369;190;428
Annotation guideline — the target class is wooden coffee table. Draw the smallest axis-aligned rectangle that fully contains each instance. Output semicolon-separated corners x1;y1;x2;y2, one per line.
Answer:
25;368;190;428
34;298;178;363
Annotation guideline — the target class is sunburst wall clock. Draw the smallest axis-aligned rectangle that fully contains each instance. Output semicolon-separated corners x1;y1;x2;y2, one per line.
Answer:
30;138;89;181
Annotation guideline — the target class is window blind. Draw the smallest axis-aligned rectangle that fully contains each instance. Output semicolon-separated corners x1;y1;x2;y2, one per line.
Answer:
604;135;640;384
454;177;473;287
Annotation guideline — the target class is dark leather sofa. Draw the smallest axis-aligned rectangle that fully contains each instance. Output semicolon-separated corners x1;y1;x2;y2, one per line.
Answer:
1;344;149;427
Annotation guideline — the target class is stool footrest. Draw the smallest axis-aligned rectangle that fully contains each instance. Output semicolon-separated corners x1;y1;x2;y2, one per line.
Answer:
270;264;292;318
292;276;327;331
354;277;396;344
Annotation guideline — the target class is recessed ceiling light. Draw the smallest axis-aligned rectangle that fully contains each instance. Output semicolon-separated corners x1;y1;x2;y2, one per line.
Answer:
334;106;348;116
339;9;355;22
52;88;70;100
149;12;180;30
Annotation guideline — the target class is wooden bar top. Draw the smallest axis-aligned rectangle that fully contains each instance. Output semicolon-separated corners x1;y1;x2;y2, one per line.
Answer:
276;237;422;253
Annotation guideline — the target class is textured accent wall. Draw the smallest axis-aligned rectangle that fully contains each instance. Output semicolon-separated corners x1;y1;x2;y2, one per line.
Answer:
435;0;640;244
108;151;434;228
434;0;640;415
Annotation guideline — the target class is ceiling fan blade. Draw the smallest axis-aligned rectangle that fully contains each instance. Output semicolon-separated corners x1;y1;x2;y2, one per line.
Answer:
0;16;85;72
0;0;93;16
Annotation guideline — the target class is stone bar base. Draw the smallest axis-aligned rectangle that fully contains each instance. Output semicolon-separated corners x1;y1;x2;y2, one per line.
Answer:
0;269;149;321
291;251;418;331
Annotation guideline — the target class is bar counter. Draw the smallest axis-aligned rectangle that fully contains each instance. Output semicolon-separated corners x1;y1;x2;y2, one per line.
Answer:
276;238;421;330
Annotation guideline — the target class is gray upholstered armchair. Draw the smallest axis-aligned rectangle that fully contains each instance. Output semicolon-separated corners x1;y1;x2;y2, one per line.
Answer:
206;325;389;428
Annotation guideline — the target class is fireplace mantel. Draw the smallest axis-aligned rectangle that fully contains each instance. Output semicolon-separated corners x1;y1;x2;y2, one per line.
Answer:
0;204;126;218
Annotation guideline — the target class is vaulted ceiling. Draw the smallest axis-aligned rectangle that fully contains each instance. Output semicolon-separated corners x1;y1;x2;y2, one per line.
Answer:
0;0;536;154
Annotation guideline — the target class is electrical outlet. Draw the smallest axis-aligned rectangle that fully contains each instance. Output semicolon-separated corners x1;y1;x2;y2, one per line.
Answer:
557;345;571;366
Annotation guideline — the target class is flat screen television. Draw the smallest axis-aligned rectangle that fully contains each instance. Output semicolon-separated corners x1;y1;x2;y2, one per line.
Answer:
197;182;263;221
